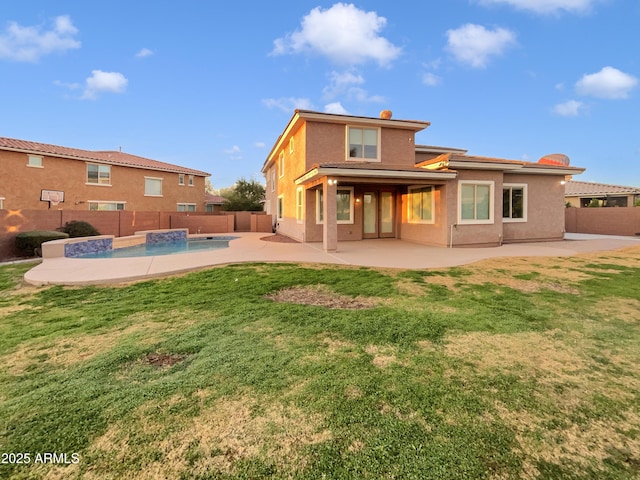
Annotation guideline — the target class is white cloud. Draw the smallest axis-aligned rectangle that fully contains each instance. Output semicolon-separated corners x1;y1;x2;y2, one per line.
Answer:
322;70;384;103
53;79;81;90
272;3;401;66
446;24;516;68
554;100;584;116
324;102;349;115
575;66;638;99
262;97;314;112
0;14;80;62
224;145;241;155
136;48;154;58
476;0;600;14
82;70;128;100
422;72;442;86
255;142;266;148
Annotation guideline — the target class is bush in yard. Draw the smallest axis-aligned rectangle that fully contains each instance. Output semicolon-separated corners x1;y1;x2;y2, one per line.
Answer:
59;220;101;237
15;231;69;257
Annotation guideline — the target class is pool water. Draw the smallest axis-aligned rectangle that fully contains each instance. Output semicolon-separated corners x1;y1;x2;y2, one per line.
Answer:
78;236;238;259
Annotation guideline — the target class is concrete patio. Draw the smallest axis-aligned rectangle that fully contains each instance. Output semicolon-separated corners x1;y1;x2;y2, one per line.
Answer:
23;232;640;286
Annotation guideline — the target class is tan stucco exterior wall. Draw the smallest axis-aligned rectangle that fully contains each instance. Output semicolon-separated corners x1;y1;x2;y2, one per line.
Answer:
0;150;206;211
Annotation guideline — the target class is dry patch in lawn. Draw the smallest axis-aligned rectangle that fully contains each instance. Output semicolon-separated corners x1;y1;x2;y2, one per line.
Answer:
77;391;331;479
265;284;378;309
3;314;193;375
594;298;640;323
365;344;400;369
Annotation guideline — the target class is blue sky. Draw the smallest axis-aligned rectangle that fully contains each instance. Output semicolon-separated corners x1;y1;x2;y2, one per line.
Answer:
1;0;638;188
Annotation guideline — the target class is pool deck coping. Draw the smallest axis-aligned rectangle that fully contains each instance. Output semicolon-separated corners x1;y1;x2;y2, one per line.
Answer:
23;232;640;286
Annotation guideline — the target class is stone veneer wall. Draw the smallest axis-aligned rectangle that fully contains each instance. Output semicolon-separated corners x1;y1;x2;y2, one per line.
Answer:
145;230;188;244
64;238;113;258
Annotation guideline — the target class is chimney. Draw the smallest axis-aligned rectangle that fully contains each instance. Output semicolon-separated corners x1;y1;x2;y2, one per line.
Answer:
380;110;392;120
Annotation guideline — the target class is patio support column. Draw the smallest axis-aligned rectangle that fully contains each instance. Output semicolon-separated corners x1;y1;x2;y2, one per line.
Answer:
323;177;338;252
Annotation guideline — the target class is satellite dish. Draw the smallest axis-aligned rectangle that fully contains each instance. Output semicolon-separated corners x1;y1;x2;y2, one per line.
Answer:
538;153;570;166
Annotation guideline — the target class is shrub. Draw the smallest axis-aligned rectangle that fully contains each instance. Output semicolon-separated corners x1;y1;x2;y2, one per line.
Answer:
15;231;69;257
59;220;100;237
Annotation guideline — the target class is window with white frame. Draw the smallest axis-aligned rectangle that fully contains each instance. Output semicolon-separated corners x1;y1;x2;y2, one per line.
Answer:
178;174;185;185
279;151;285;178
87;164;111;185
503;184;527;221
408;186;434;223
348;126;379;161
89;201;125;211
27;155;43;168
270;169;276;192
459;181;494;224
188;175;194;186
0;197;4;209
296;188;304;223
277;195;284;220
177;203;196;212
145;177;163;196
289;137;295;154
316;187;355;224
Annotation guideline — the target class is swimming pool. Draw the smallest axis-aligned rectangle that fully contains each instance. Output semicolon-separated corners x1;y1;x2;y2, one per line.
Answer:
77;236;238;259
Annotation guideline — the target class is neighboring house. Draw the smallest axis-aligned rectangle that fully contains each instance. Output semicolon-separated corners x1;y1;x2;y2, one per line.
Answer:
205;194;227;213
565;180;640;208
262;110;584;251
0;137;210;211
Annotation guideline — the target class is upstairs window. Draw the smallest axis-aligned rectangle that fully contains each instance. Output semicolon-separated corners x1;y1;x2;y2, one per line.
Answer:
145;177;163;196
348;127;379;161
27;155;43;168
188;175;194;186
178;174;185;185
87;164;111;185
279;151;285;177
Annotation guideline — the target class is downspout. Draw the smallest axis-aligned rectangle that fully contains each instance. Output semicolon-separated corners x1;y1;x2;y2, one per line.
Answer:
449;223;457;248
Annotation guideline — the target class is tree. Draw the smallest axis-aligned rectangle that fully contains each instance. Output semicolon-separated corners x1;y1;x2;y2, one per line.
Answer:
220;178;265;211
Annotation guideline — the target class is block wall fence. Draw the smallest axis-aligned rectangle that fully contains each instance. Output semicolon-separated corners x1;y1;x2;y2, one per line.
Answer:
565;207;640;237
0;210;272;260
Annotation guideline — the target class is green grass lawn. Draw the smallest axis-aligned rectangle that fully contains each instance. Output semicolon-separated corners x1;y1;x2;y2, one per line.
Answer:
1;247;639;480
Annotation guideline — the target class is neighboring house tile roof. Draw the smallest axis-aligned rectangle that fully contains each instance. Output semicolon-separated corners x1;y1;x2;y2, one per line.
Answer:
565;180;640;196
205;194;227;204
0;136;210;176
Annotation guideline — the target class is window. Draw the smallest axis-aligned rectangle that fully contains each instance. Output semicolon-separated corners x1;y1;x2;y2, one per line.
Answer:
177;203;196;212
178;174;185;185
459;181;493;224
27;155;43;168
279;151;285;177
271;169;276;192
503;184;527;222
289;137;295;154
316;187;354;224
188;175;194;186
277;195;284;220
88;201;125;211
296;188;304;223
408;186;434;223
348;127;379;160
87;164;111;185
145;177;163;196
0;197;4;209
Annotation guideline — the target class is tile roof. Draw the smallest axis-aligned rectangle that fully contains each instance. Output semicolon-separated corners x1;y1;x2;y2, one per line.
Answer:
0;136;210;176
205;194;227;204
565;180;640;196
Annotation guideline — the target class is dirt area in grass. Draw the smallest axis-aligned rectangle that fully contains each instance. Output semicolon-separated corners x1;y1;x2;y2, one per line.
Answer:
265;284;378;309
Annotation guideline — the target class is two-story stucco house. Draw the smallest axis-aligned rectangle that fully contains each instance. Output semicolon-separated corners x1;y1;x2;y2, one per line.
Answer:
0;137;210;211
261;110;584;252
